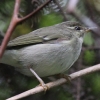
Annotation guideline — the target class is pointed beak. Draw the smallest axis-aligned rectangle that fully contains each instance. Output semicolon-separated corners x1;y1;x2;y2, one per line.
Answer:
85;27;97;32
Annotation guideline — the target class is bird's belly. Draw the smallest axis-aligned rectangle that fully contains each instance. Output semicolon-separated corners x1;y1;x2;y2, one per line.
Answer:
16;43;81;77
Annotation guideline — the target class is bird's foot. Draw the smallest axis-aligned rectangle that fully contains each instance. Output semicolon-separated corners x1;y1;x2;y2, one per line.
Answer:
29;67;49;92
60;74;71;83
39;83;49;92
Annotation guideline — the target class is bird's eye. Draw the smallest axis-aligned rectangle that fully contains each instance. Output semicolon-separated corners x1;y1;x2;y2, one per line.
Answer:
75;26;81;30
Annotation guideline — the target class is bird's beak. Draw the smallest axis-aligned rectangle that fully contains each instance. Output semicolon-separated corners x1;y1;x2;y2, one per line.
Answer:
85;27;97;32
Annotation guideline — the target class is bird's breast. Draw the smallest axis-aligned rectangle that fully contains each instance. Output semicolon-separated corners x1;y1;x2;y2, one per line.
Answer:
16;39;82;77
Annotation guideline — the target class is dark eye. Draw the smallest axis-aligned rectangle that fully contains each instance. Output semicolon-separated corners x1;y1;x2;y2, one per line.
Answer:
75;26;81;30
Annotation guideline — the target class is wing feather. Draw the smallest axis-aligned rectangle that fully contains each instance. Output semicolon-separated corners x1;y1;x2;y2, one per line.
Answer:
7;21;75;48
7;26;65;47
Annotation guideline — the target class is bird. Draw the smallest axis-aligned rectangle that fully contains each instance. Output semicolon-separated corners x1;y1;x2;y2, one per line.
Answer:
0;21;90;90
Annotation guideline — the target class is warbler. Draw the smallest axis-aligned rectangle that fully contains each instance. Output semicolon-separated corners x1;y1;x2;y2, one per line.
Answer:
0;21;90;89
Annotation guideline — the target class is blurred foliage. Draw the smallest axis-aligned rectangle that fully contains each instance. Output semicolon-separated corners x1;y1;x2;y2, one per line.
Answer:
0;0;14;32
84;32;94;46
39;12;63;27
0;0;100;100
12;23;33;39
83;50;96;66
91;74;100;95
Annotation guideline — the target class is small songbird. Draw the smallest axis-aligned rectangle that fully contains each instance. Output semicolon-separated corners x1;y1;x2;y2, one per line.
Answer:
0;21;90;90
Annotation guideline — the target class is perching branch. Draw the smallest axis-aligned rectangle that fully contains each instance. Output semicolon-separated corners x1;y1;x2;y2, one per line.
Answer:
7;64;100;100
0;0;52;58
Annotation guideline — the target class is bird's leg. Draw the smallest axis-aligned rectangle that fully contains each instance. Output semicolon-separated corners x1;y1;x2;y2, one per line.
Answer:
29;67;48;92
59;73;71;83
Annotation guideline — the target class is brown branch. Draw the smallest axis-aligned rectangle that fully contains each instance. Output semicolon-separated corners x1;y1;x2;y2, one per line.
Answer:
67;0;79;13
76;78;81;100
0;0;52;59
76;54;83;100
18;0;52;22
0;0;20;58
66;0;100;36
72;10;100;36
7;64;100;100
82;47;100;51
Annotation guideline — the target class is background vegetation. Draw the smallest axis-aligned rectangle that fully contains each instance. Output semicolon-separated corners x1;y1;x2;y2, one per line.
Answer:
0;0;100;100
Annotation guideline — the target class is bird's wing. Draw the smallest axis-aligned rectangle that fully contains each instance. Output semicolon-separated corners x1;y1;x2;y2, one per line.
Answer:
7;26;65;48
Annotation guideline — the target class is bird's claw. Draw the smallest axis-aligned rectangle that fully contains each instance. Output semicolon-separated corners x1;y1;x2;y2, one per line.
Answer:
60;74;71;83
40;83;49;93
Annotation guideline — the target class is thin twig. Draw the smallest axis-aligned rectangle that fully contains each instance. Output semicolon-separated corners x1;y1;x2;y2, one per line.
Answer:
66;0;100;36
76;78;81;100
76;54;82;100
0;0;52;59
72;10;100;36
66;8;100;36
7;64;100;100
53;0;68;20
18;0;52;22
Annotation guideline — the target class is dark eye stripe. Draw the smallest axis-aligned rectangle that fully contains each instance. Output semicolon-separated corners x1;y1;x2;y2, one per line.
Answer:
75;26;81;30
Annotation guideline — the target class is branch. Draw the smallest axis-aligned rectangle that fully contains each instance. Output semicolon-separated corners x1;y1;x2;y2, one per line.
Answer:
0;0;20;58
7;64;100;100
67;0;79;13
53;0;68;20
66;0;100;37
18;0;52;22
71;10;100;36
0;0;52;59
